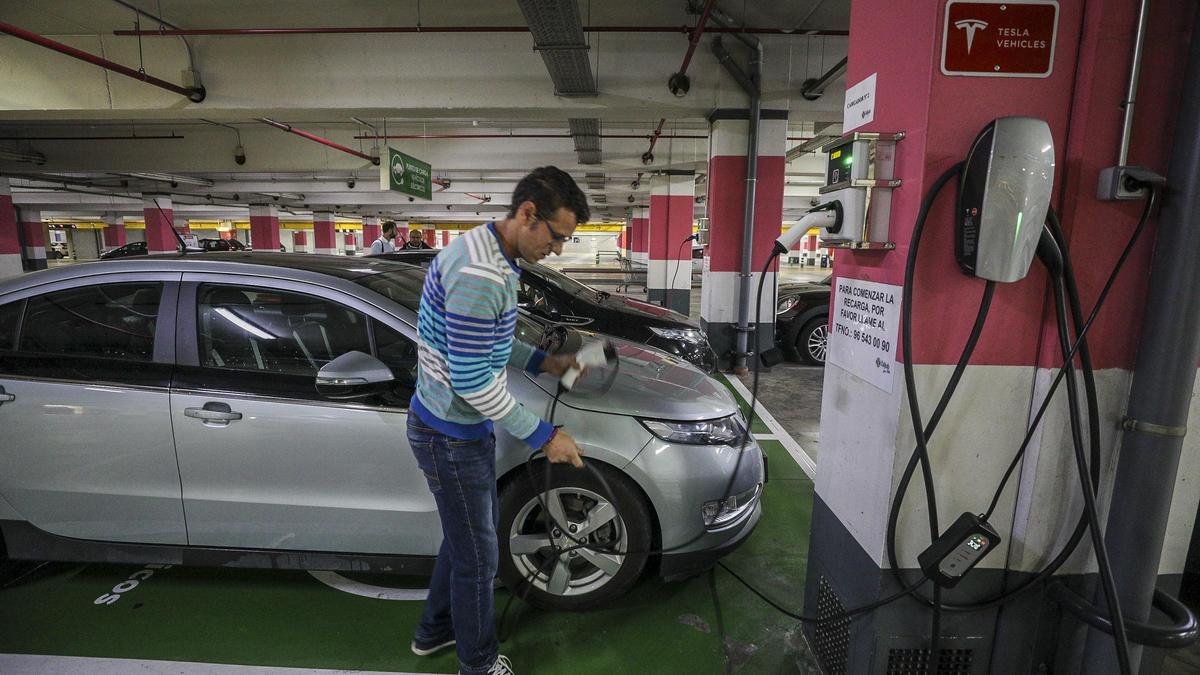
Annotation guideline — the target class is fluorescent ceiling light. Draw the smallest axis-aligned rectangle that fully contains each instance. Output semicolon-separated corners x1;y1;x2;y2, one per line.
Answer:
126;172;214;187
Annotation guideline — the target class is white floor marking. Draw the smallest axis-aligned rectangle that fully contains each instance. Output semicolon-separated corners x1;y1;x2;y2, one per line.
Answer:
726;375;818;480
0;654;441;675
307;571;429;601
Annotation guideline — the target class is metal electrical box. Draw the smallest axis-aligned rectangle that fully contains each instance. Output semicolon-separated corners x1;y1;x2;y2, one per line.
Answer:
818;132;903;249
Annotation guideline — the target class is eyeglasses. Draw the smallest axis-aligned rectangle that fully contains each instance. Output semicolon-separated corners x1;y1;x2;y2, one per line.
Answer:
532;212;571;243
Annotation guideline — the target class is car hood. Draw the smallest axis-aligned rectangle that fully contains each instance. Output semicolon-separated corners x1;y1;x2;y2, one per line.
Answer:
778;282;830;297
526;334;736;421
593;292;697;327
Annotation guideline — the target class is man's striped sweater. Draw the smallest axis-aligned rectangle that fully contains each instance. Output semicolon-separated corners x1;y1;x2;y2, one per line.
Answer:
411;222;554;448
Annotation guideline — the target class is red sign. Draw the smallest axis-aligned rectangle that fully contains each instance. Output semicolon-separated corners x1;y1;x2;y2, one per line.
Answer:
941;1;1059;78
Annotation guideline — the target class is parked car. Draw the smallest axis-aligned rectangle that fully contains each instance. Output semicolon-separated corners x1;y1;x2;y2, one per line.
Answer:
371;249;718;373
46;242;69;260
0;253;763;610
199;238;247;252
99;241;148;259
774;274;832;365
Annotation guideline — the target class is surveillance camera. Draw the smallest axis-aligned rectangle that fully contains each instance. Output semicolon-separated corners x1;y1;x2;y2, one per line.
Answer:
809;197;819;206
446;204;452;210
408;196;415;202
630;180;640;190
347;178;356;189
170;181;179;188
234;145;246;165
627;195;635;204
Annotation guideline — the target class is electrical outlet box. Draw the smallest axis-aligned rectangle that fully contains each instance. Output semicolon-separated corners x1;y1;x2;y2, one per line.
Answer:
818;133;902;245
1098;166;1151;201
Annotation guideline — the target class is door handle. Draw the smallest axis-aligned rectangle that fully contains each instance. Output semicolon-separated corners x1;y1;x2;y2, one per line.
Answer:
0;385;14;405
184;402;243;422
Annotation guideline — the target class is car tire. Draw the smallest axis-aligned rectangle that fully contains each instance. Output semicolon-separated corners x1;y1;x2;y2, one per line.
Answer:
498;462;652;610
795;316;829;365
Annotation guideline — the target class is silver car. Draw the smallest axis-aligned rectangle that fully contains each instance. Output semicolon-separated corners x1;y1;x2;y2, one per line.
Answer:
0;253;763;609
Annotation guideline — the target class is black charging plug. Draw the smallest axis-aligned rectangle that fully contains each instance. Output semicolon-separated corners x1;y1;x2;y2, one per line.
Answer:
917;512;1001;588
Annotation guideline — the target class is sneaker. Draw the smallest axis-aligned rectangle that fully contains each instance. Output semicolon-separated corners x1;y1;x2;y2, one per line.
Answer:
487;655;514;674
411;636;456;656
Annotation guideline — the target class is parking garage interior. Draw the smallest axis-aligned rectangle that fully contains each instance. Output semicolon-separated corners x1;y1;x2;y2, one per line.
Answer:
2;1;1200;674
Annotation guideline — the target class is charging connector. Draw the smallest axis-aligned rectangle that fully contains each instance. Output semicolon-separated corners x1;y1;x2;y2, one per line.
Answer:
1097;166;1166;201
917;513;1001;589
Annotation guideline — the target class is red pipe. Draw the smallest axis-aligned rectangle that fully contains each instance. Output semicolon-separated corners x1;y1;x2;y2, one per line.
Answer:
678;0;719;76
352;133;706;140
259;118;380;164
0;20;205;102
114;25;846;37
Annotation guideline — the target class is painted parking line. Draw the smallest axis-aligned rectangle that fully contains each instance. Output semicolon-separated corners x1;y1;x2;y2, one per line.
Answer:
0;654;436;675
726;376;818;480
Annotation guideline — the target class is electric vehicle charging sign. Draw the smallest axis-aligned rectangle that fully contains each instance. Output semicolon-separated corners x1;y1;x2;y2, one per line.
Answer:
941;1;1059;78
828;277;901;394
380;146;432;200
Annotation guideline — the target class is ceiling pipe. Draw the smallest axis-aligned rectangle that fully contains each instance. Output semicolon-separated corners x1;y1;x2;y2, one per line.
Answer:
115;25;846;37
799;56;848;101
0;135;183;141
353;132;706;140
258;118;380;164
0;20;206;102
645;0;718;164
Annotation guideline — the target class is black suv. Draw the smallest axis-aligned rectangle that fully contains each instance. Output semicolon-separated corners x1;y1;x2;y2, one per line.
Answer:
371;249;718;373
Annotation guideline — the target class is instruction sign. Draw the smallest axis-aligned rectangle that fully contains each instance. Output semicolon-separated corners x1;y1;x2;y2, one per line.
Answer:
941;1;1059;78
827;277;901;394
843;73;876;133
380;147;433;200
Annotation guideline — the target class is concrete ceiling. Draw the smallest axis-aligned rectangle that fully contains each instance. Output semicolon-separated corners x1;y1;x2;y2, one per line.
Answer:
0;0;849;224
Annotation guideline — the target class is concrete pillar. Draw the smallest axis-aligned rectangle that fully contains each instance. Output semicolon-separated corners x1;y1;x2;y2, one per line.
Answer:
173;216;190;234
103;213;126;249
250;205;281;252
292;230;308;253
313;212;337;255
362;216;381;251
142;195;176;253
802;2;1196;674
629;207;648;269
441;230;450;247
18;208;46;271
344;232;357;253
0;178;22;278
646;173;695;315
699;110;788;361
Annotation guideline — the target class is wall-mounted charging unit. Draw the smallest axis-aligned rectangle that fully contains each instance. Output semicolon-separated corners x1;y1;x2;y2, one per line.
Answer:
956;117;1056;283
917;512;1001;588
818;131;904;248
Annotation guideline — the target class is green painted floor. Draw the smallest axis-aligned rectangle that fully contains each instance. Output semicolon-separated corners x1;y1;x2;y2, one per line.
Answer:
0;385;818;673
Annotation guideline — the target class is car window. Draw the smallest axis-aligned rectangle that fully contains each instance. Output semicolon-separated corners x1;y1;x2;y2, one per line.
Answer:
373;321;418;396
519;261;597;296
0;300;22;351
19;283;161;361
352;267;426;311
197;284;370;376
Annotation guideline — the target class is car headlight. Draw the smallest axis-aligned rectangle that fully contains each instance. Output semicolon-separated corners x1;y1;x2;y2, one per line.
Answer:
648;327;707;344
640;415;745;445
776;296;798;315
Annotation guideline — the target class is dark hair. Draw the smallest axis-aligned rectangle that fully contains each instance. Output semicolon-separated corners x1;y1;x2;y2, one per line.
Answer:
507;166;590;224
381;220;396;235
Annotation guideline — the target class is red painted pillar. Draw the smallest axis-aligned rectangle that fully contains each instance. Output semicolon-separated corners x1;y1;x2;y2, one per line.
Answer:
647;174;695;314
250;205;281;251
313;211;337;255
345;233;357;253
441;230;450;247
699;111;787;361
103;214;126;249
292;230;308;253
17;207;46;271
142;195;176;253
629;207;649;269
362;217;381;252
0;178;21;277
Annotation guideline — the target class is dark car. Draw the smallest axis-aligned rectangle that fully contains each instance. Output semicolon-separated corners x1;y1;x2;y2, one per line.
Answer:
371;249;718;373
199;238;246;252
99;241;148;259
774;274;832;365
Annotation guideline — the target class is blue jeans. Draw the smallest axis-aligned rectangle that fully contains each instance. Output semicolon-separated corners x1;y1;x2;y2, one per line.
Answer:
407;414;500;675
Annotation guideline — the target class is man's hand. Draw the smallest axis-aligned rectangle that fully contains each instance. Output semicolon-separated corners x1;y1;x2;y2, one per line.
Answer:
543;429;585;468
540;353;585;379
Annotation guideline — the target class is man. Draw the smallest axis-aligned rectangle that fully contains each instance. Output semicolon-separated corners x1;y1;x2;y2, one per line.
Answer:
404;228;435;250
369;220;399;254
408;166;588;675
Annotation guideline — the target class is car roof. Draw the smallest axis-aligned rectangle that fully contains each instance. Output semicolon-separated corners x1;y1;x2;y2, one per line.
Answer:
0;252;420;297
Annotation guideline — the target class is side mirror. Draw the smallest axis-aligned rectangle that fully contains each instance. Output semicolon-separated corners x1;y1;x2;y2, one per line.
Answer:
315;350;395;400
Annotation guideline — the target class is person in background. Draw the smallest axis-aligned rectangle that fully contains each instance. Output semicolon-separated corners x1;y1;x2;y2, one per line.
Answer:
370;220;399;254
404;228;434;250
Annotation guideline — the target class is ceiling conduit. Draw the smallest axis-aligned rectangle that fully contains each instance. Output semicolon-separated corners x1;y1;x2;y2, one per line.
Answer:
258;118;380;165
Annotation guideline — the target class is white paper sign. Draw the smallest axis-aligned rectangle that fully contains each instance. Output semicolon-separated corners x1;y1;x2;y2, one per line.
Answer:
843;73;877;133
827;276;900;393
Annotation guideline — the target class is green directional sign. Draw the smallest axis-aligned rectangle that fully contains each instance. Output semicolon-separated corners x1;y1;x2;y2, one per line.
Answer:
379;146;432;200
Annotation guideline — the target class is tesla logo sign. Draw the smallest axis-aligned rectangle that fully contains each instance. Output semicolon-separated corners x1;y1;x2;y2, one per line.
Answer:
942;1;1059;78
954;19;988;53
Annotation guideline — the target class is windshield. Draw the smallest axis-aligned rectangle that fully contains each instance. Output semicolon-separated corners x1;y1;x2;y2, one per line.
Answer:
354;266;545;347
520;260;598;296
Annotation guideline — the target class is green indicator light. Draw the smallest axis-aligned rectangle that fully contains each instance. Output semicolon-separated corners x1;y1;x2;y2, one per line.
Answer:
843;155;853;166
1014;211;1023;245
